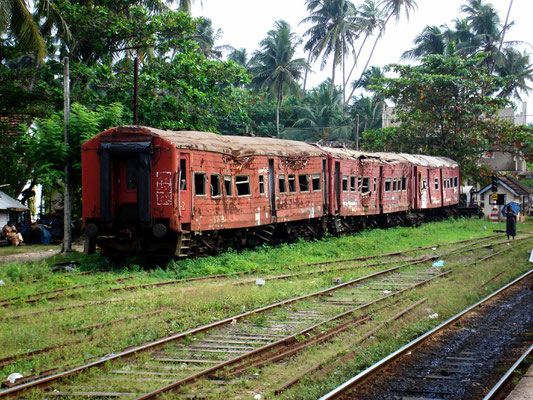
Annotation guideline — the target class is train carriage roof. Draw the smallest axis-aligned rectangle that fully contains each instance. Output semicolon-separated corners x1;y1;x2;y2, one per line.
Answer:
99;126;327;159
319;146;458;168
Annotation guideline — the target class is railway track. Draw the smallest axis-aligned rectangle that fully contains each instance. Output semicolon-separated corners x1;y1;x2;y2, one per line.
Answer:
318;267;533;400
0;233;522;371
1;255;451;397
1;232;530;398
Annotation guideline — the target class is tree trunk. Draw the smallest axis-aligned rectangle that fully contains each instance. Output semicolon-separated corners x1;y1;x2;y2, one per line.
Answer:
63;57;72;253
276;86;282;137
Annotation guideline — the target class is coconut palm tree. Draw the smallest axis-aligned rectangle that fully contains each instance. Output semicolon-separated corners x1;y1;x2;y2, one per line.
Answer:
344;0;383;94
301;0;360;97
284;80;351;142
228;48;249;68
191;18;232;60
349;0;417;103
250;20;308;137
496;48;533;100
401;25;447;60
1;0;45;60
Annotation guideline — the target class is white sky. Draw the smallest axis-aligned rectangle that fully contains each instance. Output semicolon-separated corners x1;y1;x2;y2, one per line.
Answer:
191;0;532;121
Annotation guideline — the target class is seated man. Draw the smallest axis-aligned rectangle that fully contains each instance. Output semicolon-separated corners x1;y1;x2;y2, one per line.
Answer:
1;221;23;246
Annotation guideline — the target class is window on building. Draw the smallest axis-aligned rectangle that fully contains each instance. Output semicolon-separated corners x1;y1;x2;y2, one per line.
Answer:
299;174;309;192
342;176;349;192
194;172;206;196
279;174;286;193
288;174;296;193
224;175;232;197
312;174;321;191
210;174;221;197
385;178;391;192
259;175;265;195
236;175;251;196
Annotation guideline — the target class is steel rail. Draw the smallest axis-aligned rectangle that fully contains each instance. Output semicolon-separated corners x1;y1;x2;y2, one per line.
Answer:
318;267;533;400
482;343;533;400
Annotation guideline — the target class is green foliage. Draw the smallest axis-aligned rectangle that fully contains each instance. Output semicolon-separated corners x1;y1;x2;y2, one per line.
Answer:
373;52;513;181
29;103;125;218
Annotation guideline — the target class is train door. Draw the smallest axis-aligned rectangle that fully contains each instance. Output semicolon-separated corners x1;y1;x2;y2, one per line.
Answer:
114;157;139;222
268;159;276;217
177;154;191;223
334;161;341;214
322;160;328;213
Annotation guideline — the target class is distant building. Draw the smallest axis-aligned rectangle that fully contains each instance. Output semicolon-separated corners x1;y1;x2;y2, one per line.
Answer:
477;175;533;220
0;190;29;228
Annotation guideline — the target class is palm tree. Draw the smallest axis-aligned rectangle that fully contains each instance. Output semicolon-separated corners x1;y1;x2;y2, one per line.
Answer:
401;25;446;60
284;80;351;142
349;0;417;103
191;18;232;59
1;0;45;60
344;0;383;94
178;0;202;13
228;48;249;68
250;20;308;137
301;0;360;97
496;48;533;100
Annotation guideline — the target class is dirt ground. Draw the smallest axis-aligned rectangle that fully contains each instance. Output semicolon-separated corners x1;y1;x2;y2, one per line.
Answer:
0;244;83;265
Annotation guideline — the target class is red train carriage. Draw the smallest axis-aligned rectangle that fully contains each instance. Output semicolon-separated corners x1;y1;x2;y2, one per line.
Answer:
82;126;460;258
82;126;328;257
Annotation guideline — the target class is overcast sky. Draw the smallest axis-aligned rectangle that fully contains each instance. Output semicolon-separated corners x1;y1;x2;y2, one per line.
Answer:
191;0;532;121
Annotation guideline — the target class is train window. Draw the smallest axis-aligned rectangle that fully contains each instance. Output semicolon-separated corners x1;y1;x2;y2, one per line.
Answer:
194;173;206;196
179;159;187;190
444;179;448;189
350;176;356;192
299;174;309;192
393;179;397;192
454;176;458;187
126;159;138;190
362;177;370;194
224;175;233;197
358;177;363;192
279;174;287;193
236;175;251;196
210;174;221;197
434;178;439;190
288;175;297;193
422;178;428;189
341;176;348;192
259;175;265;195
385;178;391;192
312;174;321;191
373;178;377;192
402;177;407;191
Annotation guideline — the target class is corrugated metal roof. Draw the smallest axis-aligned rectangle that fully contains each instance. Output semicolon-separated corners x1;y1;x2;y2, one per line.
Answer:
0;191;29;211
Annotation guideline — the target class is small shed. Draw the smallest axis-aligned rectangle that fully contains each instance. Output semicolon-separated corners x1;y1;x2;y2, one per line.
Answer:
477;175;533;220
0;190;29;228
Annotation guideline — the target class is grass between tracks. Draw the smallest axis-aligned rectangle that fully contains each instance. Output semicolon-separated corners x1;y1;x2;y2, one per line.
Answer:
0;217;531;398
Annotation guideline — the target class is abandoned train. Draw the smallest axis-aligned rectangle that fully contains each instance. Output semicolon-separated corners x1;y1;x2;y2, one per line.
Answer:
81;126;460;257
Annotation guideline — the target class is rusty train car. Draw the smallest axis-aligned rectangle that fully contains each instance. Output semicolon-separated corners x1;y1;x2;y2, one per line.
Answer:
81;126;460;257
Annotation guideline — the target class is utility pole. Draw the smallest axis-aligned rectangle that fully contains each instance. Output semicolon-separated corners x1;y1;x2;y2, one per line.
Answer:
355;114;360;151
63;57;72;253
133;57;139;125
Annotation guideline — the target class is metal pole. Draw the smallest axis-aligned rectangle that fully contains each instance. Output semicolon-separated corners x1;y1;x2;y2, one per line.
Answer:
355;114;360;151
63;57;72;253
133;57;139;125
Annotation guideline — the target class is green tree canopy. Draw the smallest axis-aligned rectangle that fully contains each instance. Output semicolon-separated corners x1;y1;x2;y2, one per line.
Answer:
371;52;513;181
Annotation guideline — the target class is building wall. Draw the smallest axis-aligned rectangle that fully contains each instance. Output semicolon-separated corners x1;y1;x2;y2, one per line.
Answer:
480;187;522;220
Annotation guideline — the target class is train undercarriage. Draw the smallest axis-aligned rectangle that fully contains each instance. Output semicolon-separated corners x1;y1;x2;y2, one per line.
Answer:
86;206;458;260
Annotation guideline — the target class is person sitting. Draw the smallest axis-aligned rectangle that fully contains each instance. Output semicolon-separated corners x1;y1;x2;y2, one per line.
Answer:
1;221;24;246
